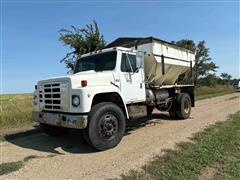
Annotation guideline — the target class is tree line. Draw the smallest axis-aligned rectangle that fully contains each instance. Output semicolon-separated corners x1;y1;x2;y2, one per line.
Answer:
59;21;238;87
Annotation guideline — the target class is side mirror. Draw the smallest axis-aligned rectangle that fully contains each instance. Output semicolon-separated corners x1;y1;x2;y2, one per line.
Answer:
136;51;144;69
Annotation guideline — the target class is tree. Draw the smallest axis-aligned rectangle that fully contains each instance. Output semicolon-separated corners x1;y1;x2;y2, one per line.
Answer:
59;20;106;71
198;74;219;87
172;39;218;85
220;73;232;85
220;73;232;80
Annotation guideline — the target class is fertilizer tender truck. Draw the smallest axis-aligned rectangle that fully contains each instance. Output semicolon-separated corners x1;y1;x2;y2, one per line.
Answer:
33;37;195;150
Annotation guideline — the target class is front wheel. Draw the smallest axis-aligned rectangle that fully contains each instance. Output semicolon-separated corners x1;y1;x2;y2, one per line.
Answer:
83;102;126;151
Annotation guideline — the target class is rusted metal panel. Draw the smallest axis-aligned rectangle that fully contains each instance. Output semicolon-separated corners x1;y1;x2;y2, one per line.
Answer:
127;105;147;119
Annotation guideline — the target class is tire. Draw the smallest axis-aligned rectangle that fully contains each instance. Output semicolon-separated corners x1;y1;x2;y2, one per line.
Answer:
169;110;177;119
168;100;177;119
147;106;154;116
175;93;191;119
83;102;126;151
40;123;70;136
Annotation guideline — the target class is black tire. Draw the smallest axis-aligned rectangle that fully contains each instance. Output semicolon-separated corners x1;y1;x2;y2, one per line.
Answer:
147;106;154;116
169;110;177;119
83;102;126;151
168;100;177;119
40;123;70;136
175;93;191;119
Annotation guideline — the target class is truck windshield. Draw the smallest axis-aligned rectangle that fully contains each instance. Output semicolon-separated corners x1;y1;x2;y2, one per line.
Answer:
74;51;117;73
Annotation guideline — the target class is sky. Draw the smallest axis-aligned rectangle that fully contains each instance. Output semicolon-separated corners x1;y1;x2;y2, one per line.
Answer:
1;1;239;94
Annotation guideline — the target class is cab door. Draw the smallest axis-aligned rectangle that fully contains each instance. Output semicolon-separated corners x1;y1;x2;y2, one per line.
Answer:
119;52;146;103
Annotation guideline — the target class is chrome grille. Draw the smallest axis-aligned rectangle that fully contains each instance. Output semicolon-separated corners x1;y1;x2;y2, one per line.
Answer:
38;82;68;111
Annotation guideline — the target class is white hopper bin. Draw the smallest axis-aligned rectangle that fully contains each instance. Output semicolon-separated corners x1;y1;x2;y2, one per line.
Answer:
107;37;196;86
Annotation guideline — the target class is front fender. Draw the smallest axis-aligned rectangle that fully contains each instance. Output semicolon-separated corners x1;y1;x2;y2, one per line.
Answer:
70;85;129;119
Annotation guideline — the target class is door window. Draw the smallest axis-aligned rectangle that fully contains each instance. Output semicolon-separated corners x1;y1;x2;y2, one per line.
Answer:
121;53;138;72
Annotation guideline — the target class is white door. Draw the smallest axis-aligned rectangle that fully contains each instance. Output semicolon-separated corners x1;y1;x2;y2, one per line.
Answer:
119;52;146;103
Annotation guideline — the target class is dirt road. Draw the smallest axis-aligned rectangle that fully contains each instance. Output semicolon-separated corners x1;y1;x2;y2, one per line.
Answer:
1;93;240;179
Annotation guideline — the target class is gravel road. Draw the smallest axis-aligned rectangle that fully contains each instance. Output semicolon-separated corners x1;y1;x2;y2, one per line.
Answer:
1;93;240;179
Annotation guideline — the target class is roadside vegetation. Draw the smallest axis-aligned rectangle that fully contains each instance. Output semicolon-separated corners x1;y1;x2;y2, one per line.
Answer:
195;86;235;100
0;94;33;131
0;156;38;176
120;112;240;180
0;155;55;176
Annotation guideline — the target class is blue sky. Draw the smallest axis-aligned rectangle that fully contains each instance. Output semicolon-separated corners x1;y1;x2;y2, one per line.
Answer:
1;1;239;94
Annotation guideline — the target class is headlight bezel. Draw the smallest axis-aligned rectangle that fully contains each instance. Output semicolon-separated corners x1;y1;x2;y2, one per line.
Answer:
72;95;80;107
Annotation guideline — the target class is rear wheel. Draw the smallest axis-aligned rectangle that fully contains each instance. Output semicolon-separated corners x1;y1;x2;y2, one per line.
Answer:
175;93;191;119
83;102;126;151
40;123;69;136
169;109;177;119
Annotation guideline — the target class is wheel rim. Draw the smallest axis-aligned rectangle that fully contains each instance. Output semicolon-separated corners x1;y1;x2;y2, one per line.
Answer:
99;113;118;139
183;99;190;114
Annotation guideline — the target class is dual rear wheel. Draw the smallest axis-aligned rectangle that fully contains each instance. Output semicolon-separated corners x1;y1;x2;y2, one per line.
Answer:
169;93;192;119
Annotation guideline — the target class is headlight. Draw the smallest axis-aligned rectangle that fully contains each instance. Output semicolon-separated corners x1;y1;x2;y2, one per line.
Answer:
72;95;80;107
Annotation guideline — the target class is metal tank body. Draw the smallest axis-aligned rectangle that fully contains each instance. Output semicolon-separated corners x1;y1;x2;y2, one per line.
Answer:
106;37;196;86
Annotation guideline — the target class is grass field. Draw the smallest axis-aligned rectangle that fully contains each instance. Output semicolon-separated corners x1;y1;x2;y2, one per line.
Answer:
195;85;235;100
0;86;235;131
120;112;240;179
0;94;33;131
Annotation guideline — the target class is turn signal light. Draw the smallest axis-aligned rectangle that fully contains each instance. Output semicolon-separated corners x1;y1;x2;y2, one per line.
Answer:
81;80;88;87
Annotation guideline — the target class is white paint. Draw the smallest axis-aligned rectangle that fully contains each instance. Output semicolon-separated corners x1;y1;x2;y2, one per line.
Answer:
118;52;146;103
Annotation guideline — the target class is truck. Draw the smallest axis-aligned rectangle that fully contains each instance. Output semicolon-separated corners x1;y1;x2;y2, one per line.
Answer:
233;81;240;91
32;37;195;150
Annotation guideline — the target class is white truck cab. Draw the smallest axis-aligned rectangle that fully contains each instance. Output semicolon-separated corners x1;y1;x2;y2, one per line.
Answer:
33;37;195;150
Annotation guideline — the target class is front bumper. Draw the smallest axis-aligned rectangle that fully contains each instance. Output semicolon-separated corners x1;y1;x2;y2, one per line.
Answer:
32;111;88;129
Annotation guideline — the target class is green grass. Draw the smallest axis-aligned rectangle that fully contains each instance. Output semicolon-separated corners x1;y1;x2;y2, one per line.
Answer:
0;155;57;176
195;86;235;100
0;161;23;176
119;112;240;180
0;155;39;176
0;94;33;130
